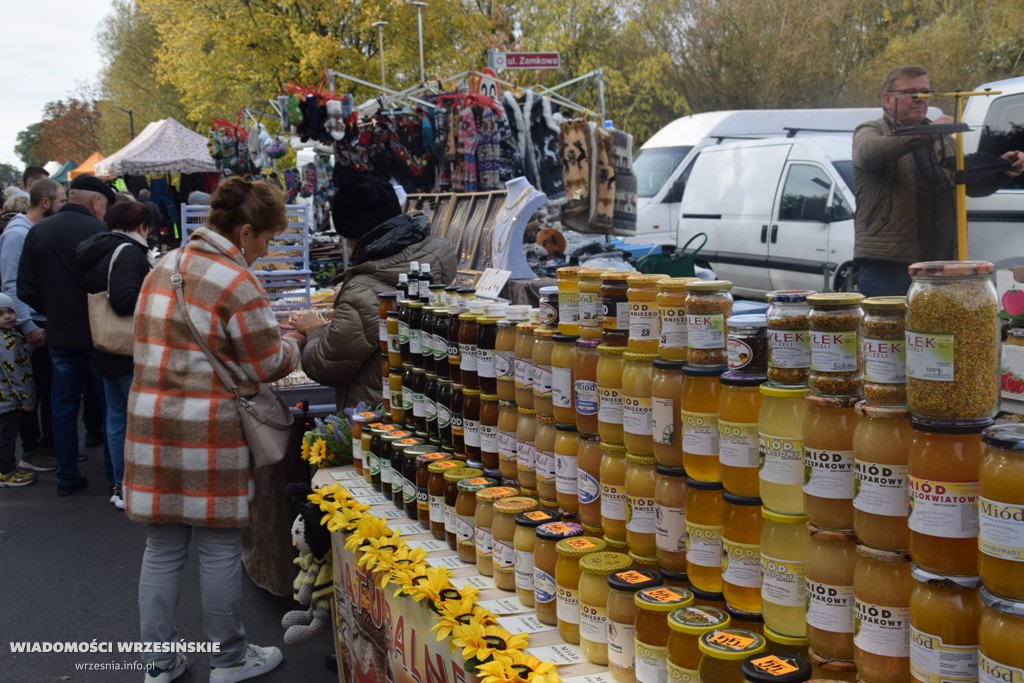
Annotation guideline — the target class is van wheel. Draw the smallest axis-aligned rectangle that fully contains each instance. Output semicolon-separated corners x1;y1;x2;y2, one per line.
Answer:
832;262;856;292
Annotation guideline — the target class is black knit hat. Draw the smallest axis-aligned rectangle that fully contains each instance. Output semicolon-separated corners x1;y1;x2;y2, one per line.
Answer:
69;174;116;205
331;171;401;239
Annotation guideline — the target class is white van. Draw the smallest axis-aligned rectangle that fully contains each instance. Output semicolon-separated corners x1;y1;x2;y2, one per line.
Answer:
631;109;880;244
677;135;856;299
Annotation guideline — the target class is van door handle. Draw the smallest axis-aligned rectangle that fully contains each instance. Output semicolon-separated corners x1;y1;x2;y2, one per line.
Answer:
770;225;779;243
760;225;768;243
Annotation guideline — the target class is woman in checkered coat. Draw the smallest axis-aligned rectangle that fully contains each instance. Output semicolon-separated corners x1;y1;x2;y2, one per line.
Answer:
123;177;322;681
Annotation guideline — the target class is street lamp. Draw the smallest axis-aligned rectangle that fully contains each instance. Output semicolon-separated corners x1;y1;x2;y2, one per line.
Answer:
372;21;388;88
115;106;134;140
409;2;428;84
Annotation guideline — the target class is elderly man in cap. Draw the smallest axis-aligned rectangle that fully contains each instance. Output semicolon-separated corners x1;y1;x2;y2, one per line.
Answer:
18;174;115;497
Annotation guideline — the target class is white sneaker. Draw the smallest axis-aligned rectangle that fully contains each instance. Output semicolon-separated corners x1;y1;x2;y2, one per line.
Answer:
144;653;187;682
209;644;283;683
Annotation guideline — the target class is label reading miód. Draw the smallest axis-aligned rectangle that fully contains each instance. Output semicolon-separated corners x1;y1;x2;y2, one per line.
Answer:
759;434;804;486
854;599;910;657
682;411;719;456
806;580;854;633
719;421;760;469
854;460;909;517
685;521;722;568
761;556;806;608
978;497;1024;562
910;626;978;682
803;447;855;499
908;477;979;538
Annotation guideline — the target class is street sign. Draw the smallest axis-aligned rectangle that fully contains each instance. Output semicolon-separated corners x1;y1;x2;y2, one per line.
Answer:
473;67;501;99
490;51;561;70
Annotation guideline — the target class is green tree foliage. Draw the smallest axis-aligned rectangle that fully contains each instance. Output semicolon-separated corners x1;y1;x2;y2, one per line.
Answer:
29;99;100;164
14;123;42;166
0;162;20;187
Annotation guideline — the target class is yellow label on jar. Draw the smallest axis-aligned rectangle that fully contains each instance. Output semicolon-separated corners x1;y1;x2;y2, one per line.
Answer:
908;477;979;539
580;603;607;643
634;640;668;683
560;291;581;325
761;556;806;608
722;539;763;589
910;626;978;682
682;411;719;456
602;483;627;521
685;521;723;569
979;497;1024;562
719;420;759;469
759;434;804;485
853;599;910;658
980;654;1024;683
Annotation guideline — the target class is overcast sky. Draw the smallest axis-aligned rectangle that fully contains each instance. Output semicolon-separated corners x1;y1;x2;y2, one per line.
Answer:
1;1;109;169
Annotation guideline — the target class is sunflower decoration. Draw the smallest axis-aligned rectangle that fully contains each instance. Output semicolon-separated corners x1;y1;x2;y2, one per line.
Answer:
431;593;494;646
324;504;368;533
477;650;562;683
343;515;395;552
404;565;455;604
374;544;428;588
355;534;403;575
299;414;352;468
451;622;528;669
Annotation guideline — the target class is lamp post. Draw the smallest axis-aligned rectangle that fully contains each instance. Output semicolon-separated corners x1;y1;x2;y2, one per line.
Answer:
115;106;134;140
409;2;428;84
372;21;388;88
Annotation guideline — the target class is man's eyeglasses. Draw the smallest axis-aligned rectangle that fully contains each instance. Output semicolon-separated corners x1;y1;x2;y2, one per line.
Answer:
888;89;934;97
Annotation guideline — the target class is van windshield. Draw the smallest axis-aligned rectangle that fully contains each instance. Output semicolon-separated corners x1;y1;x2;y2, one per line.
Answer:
634;146;693;198
832;160;854;191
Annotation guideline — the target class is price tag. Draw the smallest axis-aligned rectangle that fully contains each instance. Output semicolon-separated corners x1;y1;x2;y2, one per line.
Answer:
524;511;554;521
466;477;491;485
344;486;374;496
388;523;427;536
435;461;461;471
376;508;406;519
451;575;496;590
496;615;558;634
643;587;687;603
562;674;615;683
564;537;597;550
354;494;391;506
426;555;472;570
541;522;575;534
476;598;533;615
750;655;799;676
708;630;757;650
614;570;652;584
330;470;363;481
526;643;586;666
404;539;450;552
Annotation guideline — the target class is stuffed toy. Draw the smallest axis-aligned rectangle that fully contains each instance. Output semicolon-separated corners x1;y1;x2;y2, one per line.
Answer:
281;482;333;646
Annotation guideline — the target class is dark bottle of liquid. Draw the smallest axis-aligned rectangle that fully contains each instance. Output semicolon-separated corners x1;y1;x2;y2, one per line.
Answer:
418;263;433;303
397;273;409;301
408;261;420;300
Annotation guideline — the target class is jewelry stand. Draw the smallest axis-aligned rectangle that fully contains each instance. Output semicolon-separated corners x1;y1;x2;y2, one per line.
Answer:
493;176;547;279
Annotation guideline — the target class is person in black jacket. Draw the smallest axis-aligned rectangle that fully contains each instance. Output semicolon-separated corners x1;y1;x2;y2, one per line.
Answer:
18;174;115;497
77;201;153;509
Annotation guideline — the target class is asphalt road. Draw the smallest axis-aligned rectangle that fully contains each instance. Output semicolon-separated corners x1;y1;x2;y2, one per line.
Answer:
0;431;335;683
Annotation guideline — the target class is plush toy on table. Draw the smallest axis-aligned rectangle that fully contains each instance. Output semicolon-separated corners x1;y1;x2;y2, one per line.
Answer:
281;482;334;646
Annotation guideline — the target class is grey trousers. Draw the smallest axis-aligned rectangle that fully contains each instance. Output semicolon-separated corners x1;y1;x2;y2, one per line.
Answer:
138;523;248;669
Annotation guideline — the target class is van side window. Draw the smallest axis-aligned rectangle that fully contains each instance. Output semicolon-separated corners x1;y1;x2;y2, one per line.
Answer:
663;154;699;204
978;93;1024;191
779;164;831;221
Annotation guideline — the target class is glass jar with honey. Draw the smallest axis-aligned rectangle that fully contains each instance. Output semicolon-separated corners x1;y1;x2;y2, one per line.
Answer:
651;359;684;468
697;628;767;683
760;508;809;638
493;497;539;591
802;395;858;531
667;605;731;683
578;269;606;341
627;274;668;354
607;568;664;682
682;366;724;482
555;424;581;515
657;277;698;362
909;568;981;683
444;467;482;550
535;521;584;623
686;477;725;594
853;546;912;683
602;272;631;346
474;485;519;575
601;442;629;542
979;587;1024;682
552;333;579;424
622;352;655;457
533;326;556;416
758;385;809;515
722;493;765;614
515;407;538;490
557;266;583;336
625;453;658;558
514;509;558;606
535;414;558;502
556;536;607;644
575;339;601;433
805;527;856;661
456;476;497;563
719;373;765;498
634;586;695;683
597;344;627;444
852;402;911;551
979;423;1024;600
579;551;634;665
577;434;603;528
514;317;537;408
655;465;687;574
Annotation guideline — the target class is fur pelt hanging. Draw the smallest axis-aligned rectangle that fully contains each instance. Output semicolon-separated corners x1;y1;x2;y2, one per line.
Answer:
559;120;592;230
524;91;566;206
590;126;615;233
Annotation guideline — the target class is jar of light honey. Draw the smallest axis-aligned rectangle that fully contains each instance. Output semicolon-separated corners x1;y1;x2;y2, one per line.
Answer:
657;277;698;362
760;508;809;638
634;586;695;683
758;385;809;515
558;266;583;336
475;486;519;575
722;493;766;614
579;551;634;665
625;453;658;558
655;465;687;574
577;434;603;528
601;442;629;542
533;327;556;416
651;359;684;467
979;587;1024;682
456;476;498;562
579;269;606;341
720;372;765;497
979;423;1024;600
853;546;912;683
627;274;668;354
535;414;558;502
697;628;767;683
493;497;539;591
514;317;537;408
556;536;608;644
496;306;527;401
608;568;664;682
908;419;987;576
427;459;461;540
552;333;579;424
666;605;731;683
514;407;537;490
555;423;581;515
535;521;584;624
909;568;980;683
575;339;601;433
805;527;856;661
514;509;558;606
808;649;857;682
622;352;656;456
852;402;911;551
497;401;518;481
686;478;725;594
682;366;724;482
802;395;858;531
598;344;628;444
762;627;809;660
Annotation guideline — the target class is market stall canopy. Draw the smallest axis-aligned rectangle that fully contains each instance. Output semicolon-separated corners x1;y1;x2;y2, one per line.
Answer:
43;161;63;176
49;160;78;183
68;152;106;180
95;118;217;176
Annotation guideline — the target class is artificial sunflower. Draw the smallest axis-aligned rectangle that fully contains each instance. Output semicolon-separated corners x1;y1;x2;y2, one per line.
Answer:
451;622;528;665
308;482;346;510
343;516;395;552
308;437;328;466
324;504;366;533
431;594;492;645
506;651;560;683
405;565;454;604
475;659;522;683
355;535;403;574
375;545;427;587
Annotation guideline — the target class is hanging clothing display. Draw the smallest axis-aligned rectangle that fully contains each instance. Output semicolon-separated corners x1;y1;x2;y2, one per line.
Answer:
556;120;637;236
611;130;637;235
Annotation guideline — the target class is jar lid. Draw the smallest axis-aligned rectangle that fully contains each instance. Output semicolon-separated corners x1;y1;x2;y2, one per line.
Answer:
477;486;519;503
379;291;398;300
760;384;809;399
652;358;686;370
515;509;557;527
477;316;501;325
723;492;763;506
352;411;383;424
655;464;687;477
579;268;606;281
580;551;633;576
806;292;864;307
576;338;601;349
684;365;727;378
624;351;657;362
762;626;808;647
382;431;414;442
580;433;601;443
660;568;689;583
720;371;767;387
685;477;724;491
854;401;909;420
767;289;815;304
444;467;483;483
807;649;857;671
539;285;559;296
981;586;1024;616
481;393;499;401
626;453;656;465
537;414;557;426
417;452;450;465
462;388;481;397
698;628;767;660
668;606;731;635
690;585;725;603
686;280;733;292
429;283;446;290
556;536;607;558
608;568;663;592
601;442;627;453
534;327;555;339
804;394;860;409
394;437;426;449
862;296;907;311
627;273;670;286
413;367;426;376
553;333;580;344
910;418;992;435
516;320;537;331
466;459;483;470
428;460;462;474
484;302;508;317
806;526;857;543
911;566;981;588
483;467;502;480
761;508;807;524
602;535;629;550
855;545;911;563
908;260;995;277
494;497;539;515
557;266;583;278
602;271;631;281
727;313;768;328
982;423;1024;451
740;653;812;682
505;305;530;322
458;313;478;322
634;586;694;612
555;423;579;432
407;301;425;309
536;521;584;540
659;277;701;290
582;522;604;534
628;551;660;568
517;407;537;415
597;344;627;355
404;444;436;458
387;308;400;317
458;476;499;493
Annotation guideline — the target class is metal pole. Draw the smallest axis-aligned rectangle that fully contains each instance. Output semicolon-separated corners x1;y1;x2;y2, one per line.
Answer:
372;21;388;88
597;68;606;123
410;2;428;84
116;106;135;139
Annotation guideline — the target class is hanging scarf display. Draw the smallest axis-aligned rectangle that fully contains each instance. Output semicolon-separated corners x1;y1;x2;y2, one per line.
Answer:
559;120;592;229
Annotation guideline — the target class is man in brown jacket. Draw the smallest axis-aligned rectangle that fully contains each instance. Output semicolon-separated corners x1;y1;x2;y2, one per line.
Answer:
302;173;457;411
853;65;1024;297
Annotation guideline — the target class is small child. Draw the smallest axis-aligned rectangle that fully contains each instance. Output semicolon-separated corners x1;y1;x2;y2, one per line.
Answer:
0;293;36;487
